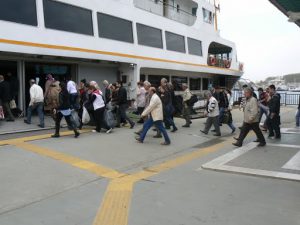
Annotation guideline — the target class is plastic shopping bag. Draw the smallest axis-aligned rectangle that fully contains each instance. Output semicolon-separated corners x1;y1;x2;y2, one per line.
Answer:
82;106;90;124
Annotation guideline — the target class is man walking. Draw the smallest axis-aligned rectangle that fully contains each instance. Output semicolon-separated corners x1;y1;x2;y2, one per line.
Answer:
66;76;79;110
182;83;192;127
24;79;45;128
266;84;281;139
0;75;14;121
233;87;266;147
200;91;221;136
136;87;170;145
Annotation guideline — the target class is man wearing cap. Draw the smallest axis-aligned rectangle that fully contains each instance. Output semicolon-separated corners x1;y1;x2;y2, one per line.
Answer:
24;79;45;128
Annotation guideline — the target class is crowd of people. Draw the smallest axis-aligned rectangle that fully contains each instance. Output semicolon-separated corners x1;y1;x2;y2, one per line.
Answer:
0;73;299;147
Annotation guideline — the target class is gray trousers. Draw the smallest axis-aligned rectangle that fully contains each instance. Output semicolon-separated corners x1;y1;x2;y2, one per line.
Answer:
203;116;221;135
182;105;191;125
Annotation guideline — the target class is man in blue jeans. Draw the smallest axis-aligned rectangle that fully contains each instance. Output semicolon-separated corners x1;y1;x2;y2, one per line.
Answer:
136;87;170;145
24;79;45;128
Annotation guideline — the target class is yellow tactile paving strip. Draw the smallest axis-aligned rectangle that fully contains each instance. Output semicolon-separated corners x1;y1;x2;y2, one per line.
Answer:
0;130;231;225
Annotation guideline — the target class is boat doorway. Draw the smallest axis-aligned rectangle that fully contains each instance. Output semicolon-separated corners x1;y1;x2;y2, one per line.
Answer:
24;62;74;109
0;60;19;104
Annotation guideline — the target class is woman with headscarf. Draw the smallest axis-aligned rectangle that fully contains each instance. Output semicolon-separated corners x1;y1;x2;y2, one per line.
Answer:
88;81;112;134
51;82;80;138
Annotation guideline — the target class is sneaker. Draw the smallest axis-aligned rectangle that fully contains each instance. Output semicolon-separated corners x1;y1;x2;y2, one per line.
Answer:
135;137;143;143
74;132;80;138
257;142;266;147
106;128;113;134
200;130;208;135
171;127;178;132
24;119;30;124
130;122;135;129
153;134;162;138
232;142;242;147
51;134;60;138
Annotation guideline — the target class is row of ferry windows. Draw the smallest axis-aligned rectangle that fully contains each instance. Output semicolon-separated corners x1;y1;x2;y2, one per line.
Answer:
0;0;203;56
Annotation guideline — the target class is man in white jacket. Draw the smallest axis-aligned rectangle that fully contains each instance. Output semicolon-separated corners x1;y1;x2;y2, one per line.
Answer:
136;87;171;145
24;79;45;128
200;91;221;136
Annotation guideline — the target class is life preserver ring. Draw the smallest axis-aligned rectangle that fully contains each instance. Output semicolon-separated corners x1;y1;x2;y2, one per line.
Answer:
210;57;216;66
239;63;244;71
224;60;231;68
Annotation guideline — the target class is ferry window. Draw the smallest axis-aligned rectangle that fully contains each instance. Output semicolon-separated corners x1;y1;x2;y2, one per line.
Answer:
202;78;209;90
0;0;37;26
172;76;187;91
98;13;133;43
190;78;201;90
140;74;146;82
202;8;213;24
43;0;93;35
165;31;186;53
137;24;163;49
148;75;169;88
188;38;203;56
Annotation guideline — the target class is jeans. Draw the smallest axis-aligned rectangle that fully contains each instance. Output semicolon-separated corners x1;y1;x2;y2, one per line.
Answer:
296;109;300;127
236;122;266;145
259;106;269;123
140;118;170;143
227;122;236;131
219;107;226;125
27;102;44;126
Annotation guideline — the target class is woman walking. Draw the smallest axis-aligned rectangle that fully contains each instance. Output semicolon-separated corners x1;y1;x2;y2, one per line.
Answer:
52;82;80;138
89;81;112;134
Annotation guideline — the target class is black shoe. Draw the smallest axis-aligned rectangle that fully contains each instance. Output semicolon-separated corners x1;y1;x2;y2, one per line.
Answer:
213;133;221;137
153;134;162;138
200;130;208;135
233;137;239;141
134;131;141;135
24;119;30;124
268;135;274;138
38;124;45;128
275;136;281;139
130;122;135;129
211;129;216;132
189;121;192;124
165;126;171;130
171;127;178;132
135;137;143;143
232;142;242;147
6;119;15;122
51;134;60;138
253;139;260;142
182;124;190;128
257;142;266;147
161;142;170;145
74;131;80;138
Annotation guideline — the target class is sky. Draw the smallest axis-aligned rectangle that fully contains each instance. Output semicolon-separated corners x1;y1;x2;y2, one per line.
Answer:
218;0;300;82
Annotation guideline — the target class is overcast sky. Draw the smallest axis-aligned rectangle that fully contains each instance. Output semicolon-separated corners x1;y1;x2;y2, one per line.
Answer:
218;0;300;82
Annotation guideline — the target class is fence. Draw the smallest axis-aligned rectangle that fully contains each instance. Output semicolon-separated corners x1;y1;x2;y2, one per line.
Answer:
232;91;300;106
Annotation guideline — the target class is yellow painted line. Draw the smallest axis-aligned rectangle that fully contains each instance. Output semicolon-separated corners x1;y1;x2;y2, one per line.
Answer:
0;129;91;146
12;141;125;179
93;138;232;225
93;179;134;225
0;38;240;73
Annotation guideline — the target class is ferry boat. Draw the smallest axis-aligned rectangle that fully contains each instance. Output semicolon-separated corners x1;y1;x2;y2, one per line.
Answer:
0;0;243;111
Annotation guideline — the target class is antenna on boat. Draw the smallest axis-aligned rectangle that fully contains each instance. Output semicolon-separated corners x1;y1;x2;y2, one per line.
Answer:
214;0;220;31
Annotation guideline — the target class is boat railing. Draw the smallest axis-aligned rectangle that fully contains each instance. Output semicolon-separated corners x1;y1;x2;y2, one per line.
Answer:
207;56;232;68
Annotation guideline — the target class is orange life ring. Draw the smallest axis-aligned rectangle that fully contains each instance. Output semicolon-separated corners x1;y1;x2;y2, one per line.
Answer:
210;57;216;66
224;60;231;68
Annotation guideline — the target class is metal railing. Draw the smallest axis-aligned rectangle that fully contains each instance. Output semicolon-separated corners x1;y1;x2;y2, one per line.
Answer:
232;91;300;106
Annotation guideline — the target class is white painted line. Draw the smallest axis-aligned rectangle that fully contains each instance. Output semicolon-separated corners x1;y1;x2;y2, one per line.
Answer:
281;128;300;134
267;143;300;149
200;142;257;169
282;151;300;171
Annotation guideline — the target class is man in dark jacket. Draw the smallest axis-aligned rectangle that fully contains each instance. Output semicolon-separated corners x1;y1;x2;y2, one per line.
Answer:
116;81;135;129
266;84;281;139
0;75;14;121
214;86;229;126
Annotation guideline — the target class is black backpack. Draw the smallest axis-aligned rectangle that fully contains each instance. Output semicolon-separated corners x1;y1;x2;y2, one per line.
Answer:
188;94;198;106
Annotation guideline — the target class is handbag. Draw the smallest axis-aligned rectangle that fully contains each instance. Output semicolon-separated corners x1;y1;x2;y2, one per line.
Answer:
0;106;4;119
82;106;90;124
9;100;17;109
222;111;230;124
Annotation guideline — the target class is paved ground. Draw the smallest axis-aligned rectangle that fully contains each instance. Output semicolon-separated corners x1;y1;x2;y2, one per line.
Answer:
0;107;299;225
